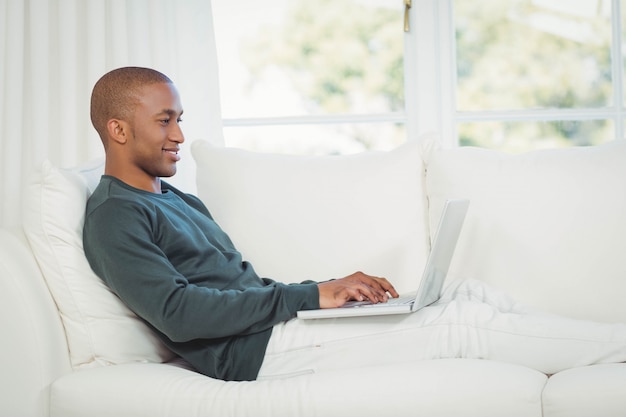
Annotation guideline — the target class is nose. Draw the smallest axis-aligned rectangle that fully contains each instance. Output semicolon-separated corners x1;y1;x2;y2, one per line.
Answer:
170;122;185;144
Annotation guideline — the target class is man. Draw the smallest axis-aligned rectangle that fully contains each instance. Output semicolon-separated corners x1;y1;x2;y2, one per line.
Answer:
84;67;626;382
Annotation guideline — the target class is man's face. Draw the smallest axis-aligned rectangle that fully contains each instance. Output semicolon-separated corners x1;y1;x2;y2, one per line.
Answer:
127;82;185;179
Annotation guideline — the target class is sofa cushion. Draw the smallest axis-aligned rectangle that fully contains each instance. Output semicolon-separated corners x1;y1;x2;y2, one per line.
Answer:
22;159;175;369
424;139;626;323
542;364;626;417
50;359;546;417
191;139;429;293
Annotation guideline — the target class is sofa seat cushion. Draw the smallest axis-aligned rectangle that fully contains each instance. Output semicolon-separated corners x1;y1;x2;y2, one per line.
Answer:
192;139;429;293
542;363;626;417
424;139;626;323
50;359;546;417
22;159;175;369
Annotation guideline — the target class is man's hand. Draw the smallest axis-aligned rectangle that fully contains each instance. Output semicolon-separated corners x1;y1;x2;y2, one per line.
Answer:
317;272;399;308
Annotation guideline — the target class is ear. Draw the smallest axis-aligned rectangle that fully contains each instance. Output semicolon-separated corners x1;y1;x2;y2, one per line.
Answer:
106;119;130;145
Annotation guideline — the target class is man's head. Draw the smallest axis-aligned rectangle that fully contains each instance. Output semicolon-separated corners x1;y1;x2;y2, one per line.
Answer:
90;67;173;145
90;67;185;192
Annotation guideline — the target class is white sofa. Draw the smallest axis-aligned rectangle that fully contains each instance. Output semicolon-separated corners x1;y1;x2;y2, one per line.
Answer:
2;135;626;417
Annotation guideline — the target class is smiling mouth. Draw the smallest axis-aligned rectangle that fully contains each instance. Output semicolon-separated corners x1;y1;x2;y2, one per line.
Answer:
163;149;181;161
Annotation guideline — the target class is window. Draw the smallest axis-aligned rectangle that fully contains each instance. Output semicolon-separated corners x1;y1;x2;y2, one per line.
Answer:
212;0;406;155
412;0;624;151
213;0;625;154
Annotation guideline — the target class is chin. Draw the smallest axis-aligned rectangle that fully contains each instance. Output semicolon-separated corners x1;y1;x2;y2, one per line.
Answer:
160;165;178;178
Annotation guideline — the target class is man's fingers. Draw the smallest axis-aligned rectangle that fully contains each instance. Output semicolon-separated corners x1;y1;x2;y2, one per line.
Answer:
356;282;388;304
376;277;399;298
353;273;398;300
318;272;399;308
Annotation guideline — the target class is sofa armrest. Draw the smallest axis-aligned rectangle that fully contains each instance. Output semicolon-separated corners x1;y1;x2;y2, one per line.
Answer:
0;229;71;417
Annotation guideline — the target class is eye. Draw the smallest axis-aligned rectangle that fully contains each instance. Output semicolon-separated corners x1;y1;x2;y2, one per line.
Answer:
160;119;170;125
176;117;183;123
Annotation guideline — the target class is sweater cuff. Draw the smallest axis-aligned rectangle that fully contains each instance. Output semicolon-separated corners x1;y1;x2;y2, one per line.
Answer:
284;282;320;312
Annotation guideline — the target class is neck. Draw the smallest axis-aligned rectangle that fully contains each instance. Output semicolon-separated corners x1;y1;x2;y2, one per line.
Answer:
104;161;162;194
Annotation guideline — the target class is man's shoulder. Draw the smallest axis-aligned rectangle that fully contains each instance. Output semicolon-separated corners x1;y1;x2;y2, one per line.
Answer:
88;176;127;203
86;176;153;218
84;178;162;247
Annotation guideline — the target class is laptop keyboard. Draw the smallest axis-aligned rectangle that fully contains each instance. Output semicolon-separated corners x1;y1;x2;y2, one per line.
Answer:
385;295;415;305
357;294;415;308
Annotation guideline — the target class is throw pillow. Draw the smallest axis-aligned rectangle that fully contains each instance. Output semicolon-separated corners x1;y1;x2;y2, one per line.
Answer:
191;139;429;293
22;159;175;369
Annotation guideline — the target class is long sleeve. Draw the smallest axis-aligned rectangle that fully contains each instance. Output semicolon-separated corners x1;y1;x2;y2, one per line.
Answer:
83;177;319;380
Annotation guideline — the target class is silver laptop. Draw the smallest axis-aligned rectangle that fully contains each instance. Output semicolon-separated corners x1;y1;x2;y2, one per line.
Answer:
297;199;469;319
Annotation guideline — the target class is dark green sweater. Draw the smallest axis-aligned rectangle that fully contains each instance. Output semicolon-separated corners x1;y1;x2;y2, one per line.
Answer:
83;176;320;381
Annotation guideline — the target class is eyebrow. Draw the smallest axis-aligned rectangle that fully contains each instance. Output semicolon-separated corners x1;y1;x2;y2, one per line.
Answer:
155;109;184;118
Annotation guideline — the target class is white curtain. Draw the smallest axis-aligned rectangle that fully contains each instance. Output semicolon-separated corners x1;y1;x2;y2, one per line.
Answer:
0;0;224;229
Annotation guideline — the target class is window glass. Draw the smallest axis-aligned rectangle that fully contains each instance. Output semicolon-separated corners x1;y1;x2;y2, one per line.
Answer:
213;0;404;120
458;119;613;152
455;0;612;111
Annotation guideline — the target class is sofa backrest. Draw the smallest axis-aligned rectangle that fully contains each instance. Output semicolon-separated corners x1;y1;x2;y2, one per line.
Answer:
192;136;626;324
424;139;626;323
192;138;430;294
0;229;71;417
